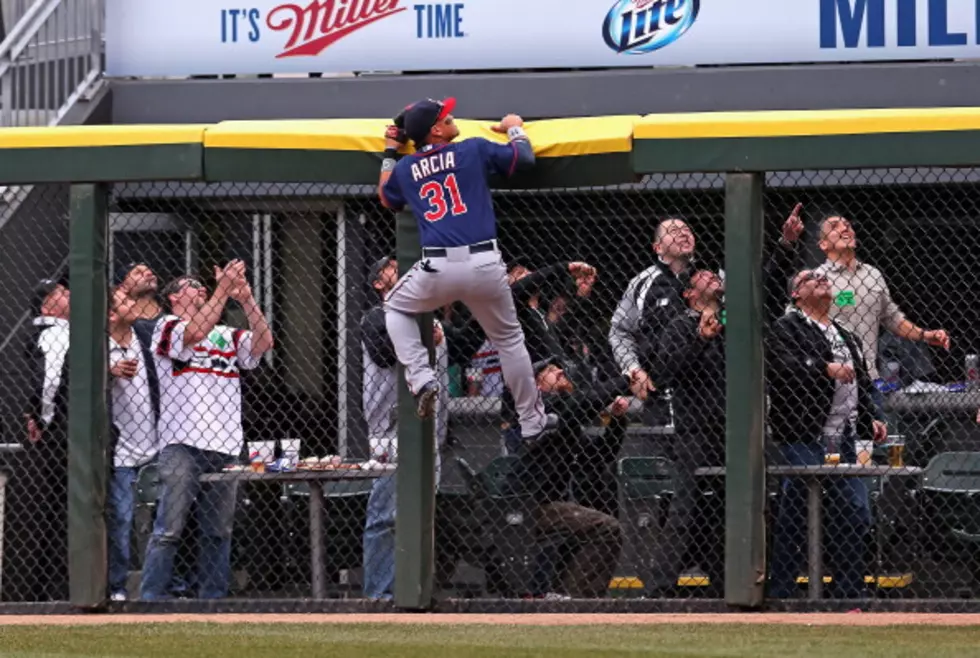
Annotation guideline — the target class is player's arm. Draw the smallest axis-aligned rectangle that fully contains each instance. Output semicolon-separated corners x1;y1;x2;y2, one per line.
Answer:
484;114;535;177
378;126;406;210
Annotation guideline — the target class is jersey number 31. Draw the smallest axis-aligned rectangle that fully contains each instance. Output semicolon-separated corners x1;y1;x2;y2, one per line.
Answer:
419;173;468;222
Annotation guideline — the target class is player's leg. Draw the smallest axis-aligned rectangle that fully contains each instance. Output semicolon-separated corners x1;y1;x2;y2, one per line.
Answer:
461;256;548;438
384;260;451;416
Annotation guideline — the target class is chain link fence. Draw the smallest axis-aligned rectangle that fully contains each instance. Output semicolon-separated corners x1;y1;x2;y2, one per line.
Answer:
0;169;977;606
763;170;980;601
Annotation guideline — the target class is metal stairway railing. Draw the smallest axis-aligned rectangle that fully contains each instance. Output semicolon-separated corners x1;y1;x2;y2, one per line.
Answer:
0;0;103;128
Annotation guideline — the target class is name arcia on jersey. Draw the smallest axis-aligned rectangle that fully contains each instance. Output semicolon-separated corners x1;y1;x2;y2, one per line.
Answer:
411;151;456;183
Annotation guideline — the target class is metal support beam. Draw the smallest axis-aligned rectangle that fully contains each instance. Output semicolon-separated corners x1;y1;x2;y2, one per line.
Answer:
67;182;109;608
394;210;436;610
723;172;767;608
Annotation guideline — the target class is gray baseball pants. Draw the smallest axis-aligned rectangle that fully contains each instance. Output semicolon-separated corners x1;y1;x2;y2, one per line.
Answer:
384;243;547;438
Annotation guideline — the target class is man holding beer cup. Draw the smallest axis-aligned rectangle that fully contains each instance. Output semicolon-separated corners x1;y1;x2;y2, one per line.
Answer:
767;269;887;599
107;288;159;601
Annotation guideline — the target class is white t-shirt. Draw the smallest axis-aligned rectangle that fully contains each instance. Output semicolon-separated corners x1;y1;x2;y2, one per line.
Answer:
470;339;504;397
33;316;69;426
152;315;261;456
364;319;449;464
109;329;157;468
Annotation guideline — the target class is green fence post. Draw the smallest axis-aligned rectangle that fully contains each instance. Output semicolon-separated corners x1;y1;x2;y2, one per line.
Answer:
394;210;436;609
724;172;767;608
67;183;109;608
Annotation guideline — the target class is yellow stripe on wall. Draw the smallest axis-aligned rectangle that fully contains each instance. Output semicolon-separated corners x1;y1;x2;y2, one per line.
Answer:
204;116;637;157
634;107;980;140
0;125;208;148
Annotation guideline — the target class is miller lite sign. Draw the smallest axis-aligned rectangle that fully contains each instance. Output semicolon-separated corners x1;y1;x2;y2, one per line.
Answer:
267;0;406;58
602;0;700;54
106;0;980;77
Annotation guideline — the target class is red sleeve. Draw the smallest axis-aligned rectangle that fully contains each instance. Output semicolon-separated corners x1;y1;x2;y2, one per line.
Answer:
157;319;181;356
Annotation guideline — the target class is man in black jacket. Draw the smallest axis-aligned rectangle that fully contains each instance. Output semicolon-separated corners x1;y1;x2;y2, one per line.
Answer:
508;258;597;380
768;269;887;599
506;358;629;598
610;207;805;424
24;279;71;601
500;258;599;454
640;270;726;596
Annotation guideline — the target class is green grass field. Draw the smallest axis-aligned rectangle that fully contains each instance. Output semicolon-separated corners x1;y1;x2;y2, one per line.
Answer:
0;623;978;658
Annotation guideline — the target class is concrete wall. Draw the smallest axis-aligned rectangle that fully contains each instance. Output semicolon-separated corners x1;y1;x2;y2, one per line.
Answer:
108;62;980;125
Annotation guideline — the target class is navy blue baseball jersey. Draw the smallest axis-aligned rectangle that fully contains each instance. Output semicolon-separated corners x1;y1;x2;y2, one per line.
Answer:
382;137;521;248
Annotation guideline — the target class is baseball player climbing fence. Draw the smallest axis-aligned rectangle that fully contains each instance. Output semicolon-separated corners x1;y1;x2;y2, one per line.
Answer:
0;119;977;611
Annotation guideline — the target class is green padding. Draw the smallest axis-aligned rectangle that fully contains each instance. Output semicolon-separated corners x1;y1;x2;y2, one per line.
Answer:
634;131;980;173
205;148;380;183
67;184;109;608
500;152;637;189
0;144;203;183
205;148;635;187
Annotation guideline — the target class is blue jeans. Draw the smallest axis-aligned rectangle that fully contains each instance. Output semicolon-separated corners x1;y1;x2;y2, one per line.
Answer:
139;444;237;600
363;474;396;600
769;440;872;599
107;466;140;596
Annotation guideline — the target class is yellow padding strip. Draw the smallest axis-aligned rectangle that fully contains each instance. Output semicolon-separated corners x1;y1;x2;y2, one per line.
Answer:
0;125;208;149
635;107;980;140
205;116;637;158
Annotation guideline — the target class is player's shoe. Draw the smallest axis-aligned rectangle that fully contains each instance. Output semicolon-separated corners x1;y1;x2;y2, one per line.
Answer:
415;381;439;419
520;412;559;445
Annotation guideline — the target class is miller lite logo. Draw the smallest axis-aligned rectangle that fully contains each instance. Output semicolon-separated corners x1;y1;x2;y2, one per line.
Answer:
602;0;699;55
268;0;406;58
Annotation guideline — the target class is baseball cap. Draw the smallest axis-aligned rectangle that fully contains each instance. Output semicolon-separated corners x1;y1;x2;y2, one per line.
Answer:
403;97;457;146
368;254;395;287
30;278;62;316
114;261;147;287
532;356;563;378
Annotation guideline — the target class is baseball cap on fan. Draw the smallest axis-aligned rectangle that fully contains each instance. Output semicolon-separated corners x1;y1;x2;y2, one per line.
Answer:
368;254;395;287
30;278;62;316
403;97;457;146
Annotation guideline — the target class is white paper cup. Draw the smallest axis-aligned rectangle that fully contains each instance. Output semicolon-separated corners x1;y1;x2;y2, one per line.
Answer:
281;439;301;468
281;439;301;459
248;440;276;464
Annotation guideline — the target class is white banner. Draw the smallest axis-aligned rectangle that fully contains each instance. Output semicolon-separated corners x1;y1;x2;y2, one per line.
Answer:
105;0;980;77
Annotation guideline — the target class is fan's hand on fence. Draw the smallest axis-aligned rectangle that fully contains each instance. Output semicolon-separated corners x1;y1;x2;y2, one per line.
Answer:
923;329;950;350
609;396;631;417
873;419;888;445
781;202;804;244
575;272;597;297
628;367;655;401
827;363;856;383
568;262;596;278
698;309;723;339
25;415;40;444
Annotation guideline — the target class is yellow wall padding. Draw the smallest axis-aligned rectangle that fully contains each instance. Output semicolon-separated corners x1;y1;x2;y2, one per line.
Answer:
0;125;208;148
634;108;980;140
203;116;638;157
